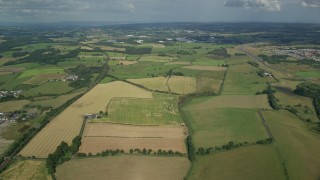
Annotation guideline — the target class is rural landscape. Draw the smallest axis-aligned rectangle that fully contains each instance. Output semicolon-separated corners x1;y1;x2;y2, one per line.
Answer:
0;22;319;180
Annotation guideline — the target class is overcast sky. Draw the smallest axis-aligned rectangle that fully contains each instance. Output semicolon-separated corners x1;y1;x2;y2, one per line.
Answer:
0;0;319;23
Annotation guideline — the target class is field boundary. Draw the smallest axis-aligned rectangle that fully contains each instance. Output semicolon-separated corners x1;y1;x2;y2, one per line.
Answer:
258;109;275;141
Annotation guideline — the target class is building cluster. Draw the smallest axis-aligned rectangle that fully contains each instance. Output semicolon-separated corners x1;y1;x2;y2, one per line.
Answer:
49;75;79;82
262;47;320;62
0;111;37;124
0;90;22;99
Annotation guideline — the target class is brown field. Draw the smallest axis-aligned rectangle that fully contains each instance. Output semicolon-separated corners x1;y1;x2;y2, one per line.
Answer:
56;156;189;180
96;45;125;52
0;67;25;72
192;95;271;109
0;72;12;76
23;73;67;85
0;160;51;180
79;123;187;154
19;81;152;158
181;65;226;71
0;100;30;112
119;60;138;65
165;61;191;65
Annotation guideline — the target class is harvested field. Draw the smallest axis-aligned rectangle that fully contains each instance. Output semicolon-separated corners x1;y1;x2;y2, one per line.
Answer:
191;95;271;109
0;100;30;112
0;160;51;180
19;81;152;158
79;123;187;154
167;76;196;94
56;156;189;180
182;65;226;71
23;73;67;85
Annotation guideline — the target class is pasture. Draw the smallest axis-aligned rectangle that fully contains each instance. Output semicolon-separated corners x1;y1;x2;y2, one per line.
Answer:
0;100;30;112
19;81;152;158
182;65;226;71
139;55;175;63
195;77;222;94
101;93;183;125
22;81;74;97
23;73;67;85
295;71;320;78
0;160;51;180
56;156;189;180
17;67;65;79
79;123;187;154
30;91;84;108
188;145;286;180
182;104;268;148
262;110;320;180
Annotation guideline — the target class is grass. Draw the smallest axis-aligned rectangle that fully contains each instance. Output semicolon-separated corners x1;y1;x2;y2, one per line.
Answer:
222;63;274;95
23;73;67;85
0;160;51;180
192;60;225;66
17;67;65;79
182;101;268;148
295;71;320;78
22;81;74;97
56;156;189;180
97;93;183;125
262;110;320;180
0;100;30;112
30;91;84;108
57;60;103;69
196;77;222;94
139;55;175;62
188;145;286;180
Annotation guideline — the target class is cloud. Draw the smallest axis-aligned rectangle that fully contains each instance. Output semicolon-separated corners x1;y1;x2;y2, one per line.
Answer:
301;0;320;7
224;0;281;11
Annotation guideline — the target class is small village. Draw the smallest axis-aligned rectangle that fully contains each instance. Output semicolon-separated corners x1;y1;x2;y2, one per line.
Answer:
262;46;320;62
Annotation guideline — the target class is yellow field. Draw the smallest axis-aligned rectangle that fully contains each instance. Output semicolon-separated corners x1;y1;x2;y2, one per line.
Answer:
182;65;226;71
191;95;271;109
56;156;189;180
0;100;30;112
79;123;187;154
0;160;51;180
119;60;138;65
19;81;152;158
127;76;196;95
127;77;169;92
167;76;196;94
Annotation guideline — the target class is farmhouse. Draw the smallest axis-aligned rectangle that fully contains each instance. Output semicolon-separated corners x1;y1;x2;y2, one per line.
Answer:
84;114;98;120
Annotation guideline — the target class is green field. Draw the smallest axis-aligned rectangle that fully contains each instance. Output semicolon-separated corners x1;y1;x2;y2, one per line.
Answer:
22;81;74;97
0;100;30;112
18;67;65;79
95;93;183;125
57;60;103;68
192;60;225;66
182;102;268;148
188;145;286;180
262;110;320;180
30;91;83;108
295;71;320;78
222;63;274;95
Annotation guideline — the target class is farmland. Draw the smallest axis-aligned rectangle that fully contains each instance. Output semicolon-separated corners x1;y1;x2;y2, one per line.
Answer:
0;160;51;180
0;23;319;180
79;123;187;154
189;145;286;180
99;93;183;125
56;156;190;180
19;81;152;158
127;76;196;94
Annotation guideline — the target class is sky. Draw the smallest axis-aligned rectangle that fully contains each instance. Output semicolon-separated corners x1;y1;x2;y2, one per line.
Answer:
0;0;319;23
